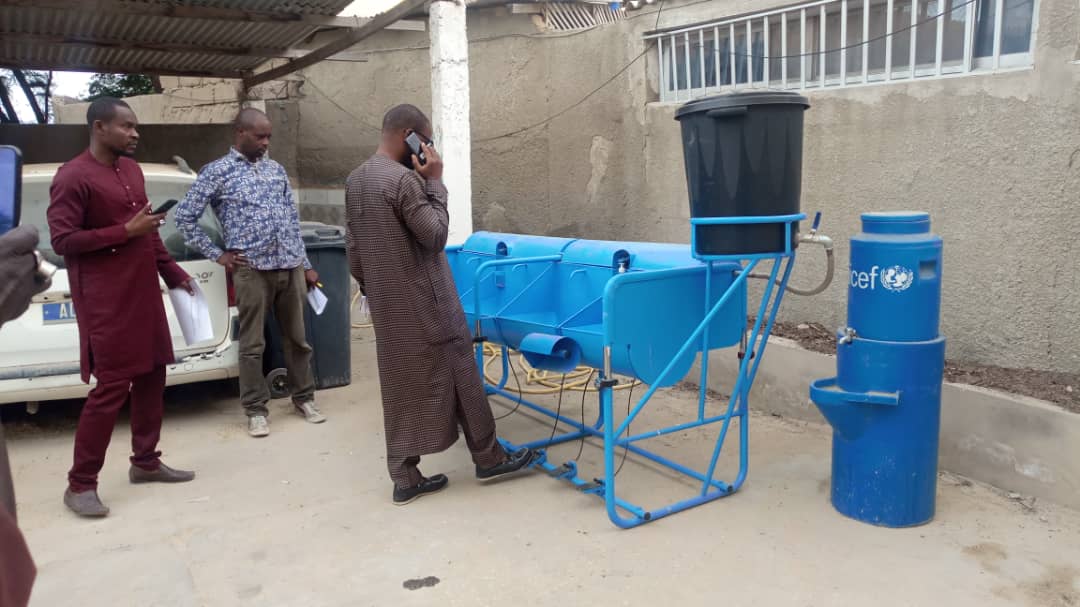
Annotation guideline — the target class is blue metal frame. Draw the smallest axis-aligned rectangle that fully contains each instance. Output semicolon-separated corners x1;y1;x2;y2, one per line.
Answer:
468;255;565;372
476;214;805;528
690;214;805;261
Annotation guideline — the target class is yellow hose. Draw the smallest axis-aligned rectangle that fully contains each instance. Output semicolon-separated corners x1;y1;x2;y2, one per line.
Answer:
351;286;636;394
481;343;637;394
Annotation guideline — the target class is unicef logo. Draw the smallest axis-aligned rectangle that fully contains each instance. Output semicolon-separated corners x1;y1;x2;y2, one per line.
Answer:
881;265;915;292
850;264;917;292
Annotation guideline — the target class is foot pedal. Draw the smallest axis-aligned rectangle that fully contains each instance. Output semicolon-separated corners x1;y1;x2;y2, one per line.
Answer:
579;479;604;495
546;462;577;479
528;450;547;468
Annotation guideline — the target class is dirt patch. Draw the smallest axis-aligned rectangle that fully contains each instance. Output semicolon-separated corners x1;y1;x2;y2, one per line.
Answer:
769;321;1080;414
942;363;1079;414
403;576;440;591
962;542;1008;573
770;321;838;355
1018;565;1080;607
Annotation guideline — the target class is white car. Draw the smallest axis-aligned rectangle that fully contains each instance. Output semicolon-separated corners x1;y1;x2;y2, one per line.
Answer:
0;159;240;405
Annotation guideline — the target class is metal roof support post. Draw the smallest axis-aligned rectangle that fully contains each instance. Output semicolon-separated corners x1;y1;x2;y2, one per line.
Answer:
430;0;473;246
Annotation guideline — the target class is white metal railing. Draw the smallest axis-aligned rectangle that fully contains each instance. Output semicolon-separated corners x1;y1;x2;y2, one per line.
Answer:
647;0;1037;102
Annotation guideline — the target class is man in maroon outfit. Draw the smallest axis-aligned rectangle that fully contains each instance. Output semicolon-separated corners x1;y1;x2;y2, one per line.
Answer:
47;97;197;518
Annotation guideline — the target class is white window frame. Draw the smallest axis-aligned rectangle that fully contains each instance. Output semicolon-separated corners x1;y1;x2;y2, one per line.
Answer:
649;0;1039;102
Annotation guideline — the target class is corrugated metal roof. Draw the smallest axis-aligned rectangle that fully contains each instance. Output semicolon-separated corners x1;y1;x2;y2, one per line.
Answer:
184;1;354;15
0;0;357;79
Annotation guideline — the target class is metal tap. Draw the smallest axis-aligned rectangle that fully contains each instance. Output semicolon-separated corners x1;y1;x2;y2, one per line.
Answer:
839;327;857;345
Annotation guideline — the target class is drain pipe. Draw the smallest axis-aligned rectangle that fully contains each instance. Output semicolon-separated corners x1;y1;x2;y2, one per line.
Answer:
746;212;835;296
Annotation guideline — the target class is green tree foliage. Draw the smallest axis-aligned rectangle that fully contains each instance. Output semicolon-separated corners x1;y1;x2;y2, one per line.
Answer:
85;74;156;101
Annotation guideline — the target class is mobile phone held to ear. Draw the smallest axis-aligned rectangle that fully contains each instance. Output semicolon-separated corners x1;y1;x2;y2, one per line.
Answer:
151;199;179;215
405;132;428;166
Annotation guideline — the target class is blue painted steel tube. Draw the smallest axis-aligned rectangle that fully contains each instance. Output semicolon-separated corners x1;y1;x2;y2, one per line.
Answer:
470;255;563;331
618;413;735;445
641;488;733;523
690;213;806;225
702;258;782;494
499;439;645;517
493;388;728;490
471;256;562;388
745;257;797;392
698;261;712;422
474;343;485;382
691;215;806;261
489;387;595;433
601;264;718;291
458;226;808;528
495;346;510;391
600;382;634;527
518;430;594;451
609;260;759;439
691;215;807;261
621;443;729;491
735;255;797;491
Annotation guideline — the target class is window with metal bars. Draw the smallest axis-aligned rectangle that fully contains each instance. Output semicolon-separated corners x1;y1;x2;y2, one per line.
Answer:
649;0;1037;102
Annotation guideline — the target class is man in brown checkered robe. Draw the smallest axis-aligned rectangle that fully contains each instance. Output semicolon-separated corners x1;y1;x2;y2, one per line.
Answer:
344;104;533;505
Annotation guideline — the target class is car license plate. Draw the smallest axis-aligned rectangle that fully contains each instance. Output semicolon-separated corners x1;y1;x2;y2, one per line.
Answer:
42;301;77;325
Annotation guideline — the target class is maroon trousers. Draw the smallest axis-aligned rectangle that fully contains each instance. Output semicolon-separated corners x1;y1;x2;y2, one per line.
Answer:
68;366;166;492
0;509;34;607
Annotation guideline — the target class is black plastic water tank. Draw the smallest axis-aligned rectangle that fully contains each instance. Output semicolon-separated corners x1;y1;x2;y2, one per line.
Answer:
675;91;810;256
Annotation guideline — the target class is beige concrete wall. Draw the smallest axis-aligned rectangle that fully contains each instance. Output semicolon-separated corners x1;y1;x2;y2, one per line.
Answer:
298;0;1080;373
293;8;648;235
51;82;299;177
67;0;1080;373
53;79;259;126
633;0;1080;373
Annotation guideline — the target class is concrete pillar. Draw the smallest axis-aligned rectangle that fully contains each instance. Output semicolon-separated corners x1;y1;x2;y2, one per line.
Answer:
429;0;472;246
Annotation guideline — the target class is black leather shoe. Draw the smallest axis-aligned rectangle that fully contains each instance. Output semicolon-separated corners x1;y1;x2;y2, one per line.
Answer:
392;474;449;506
476;447;535;482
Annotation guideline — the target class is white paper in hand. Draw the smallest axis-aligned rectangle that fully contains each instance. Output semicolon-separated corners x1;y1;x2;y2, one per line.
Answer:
307;287;328;316
169;281;214;345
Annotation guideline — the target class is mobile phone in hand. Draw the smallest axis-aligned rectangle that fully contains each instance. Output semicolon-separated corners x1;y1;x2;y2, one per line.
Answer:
0;145;22;236
150;199;179;215
405;132;430;166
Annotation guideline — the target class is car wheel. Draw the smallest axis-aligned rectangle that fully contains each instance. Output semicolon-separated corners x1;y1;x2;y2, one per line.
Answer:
266;368;291;399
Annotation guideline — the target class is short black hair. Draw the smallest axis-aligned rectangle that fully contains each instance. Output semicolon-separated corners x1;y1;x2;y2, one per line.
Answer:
234;107;269;130
86;97;131;127
382;104;430;133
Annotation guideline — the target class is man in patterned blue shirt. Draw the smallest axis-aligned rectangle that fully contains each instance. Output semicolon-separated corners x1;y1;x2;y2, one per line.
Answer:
176;108;326;437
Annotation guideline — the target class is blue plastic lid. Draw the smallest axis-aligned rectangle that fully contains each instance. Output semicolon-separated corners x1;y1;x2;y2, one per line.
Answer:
861;211;931;235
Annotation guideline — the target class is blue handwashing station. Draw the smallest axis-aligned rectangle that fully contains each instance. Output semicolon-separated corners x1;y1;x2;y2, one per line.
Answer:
444;91;944;529
810;212;945;527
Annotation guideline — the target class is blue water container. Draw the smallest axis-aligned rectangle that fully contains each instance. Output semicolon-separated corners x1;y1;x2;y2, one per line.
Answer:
848;212;942;342
810;212;945;527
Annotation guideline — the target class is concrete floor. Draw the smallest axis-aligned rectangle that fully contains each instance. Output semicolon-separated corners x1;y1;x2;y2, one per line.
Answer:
4;331;1079;607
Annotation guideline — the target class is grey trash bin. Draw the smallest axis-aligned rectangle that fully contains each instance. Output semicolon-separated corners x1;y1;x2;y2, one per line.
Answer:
263;221;352;396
